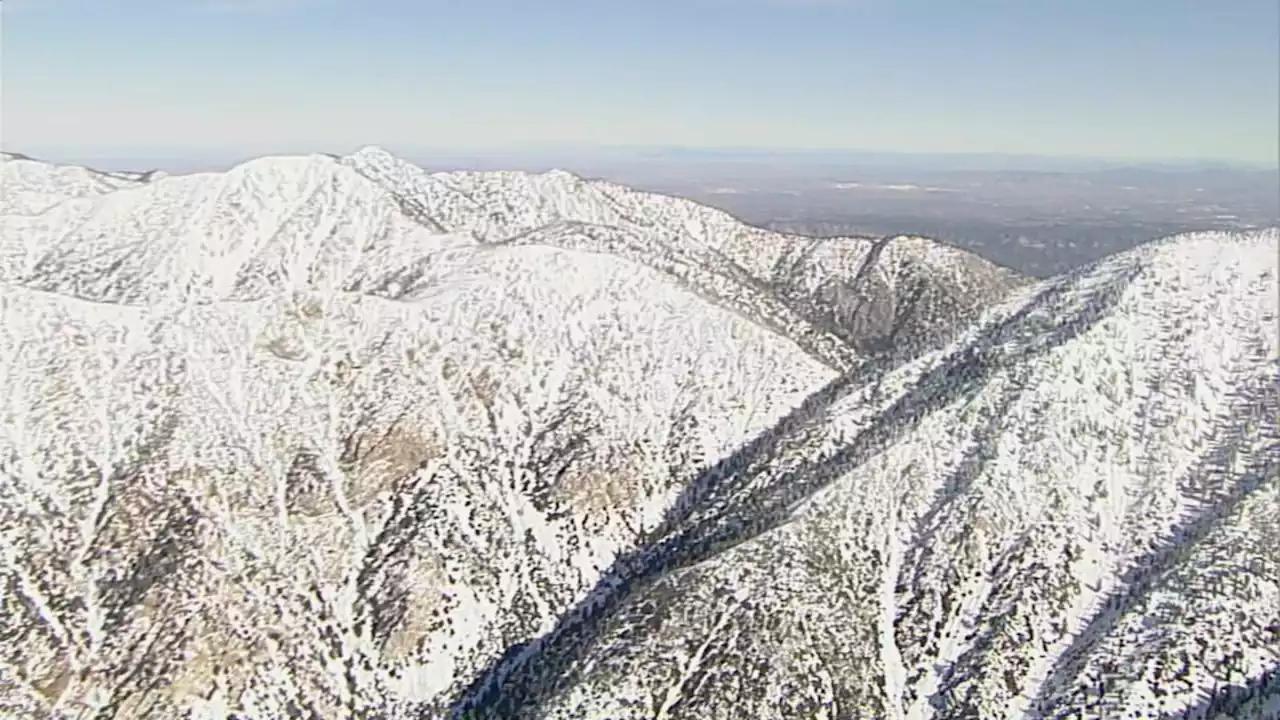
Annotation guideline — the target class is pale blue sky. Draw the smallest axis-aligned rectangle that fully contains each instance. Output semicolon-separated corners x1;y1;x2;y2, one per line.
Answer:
3;0;1278;164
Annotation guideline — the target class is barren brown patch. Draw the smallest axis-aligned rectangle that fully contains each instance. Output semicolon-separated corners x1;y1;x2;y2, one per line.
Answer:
340;418;442;509
550;442;657;522
284;449;339;517
161;613;256;708
23;652;73;708
380;556;448;664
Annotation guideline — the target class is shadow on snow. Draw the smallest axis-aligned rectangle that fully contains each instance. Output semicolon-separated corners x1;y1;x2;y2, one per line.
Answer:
439;257;1143;718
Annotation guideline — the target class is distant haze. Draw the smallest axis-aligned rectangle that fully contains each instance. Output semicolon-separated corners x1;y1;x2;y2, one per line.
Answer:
3;0;1278;165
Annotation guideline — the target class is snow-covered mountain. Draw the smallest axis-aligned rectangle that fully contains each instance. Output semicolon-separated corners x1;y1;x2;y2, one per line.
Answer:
1;150;839;719
492;228;1280;720
1;148;1017;372
341;146;1021;369
0;149;1275;719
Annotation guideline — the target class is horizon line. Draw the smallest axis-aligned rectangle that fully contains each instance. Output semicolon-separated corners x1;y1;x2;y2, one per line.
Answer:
5;143;1277;173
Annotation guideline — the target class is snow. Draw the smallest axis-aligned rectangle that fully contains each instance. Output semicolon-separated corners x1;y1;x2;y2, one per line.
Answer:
534;228;1280;720
0;149;836;718
1;147;1276;719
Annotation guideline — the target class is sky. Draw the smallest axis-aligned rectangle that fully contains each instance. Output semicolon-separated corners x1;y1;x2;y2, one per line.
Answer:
2;0;1278;165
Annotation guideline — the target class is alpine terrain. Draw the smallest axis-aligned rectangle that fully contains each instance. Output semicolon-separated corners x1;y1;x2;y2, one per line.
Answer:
0;149;1276;720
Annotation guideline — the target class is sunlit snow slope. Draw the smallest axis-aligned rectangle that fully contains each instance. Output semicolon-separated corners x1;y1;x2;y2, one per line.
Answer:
342;146;1021;370
1;149;1275;720
0;151;837;718
479;228;1280;720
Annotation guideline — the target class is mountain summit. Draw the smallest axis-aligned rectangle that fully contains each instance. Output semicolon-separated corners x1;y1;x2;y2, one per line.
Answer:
0;150;1275;719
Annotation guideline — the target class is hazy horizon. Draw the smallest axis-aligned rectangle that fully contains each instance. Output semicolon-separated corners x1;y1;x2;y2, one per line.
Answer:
9;144;1279;177
3;0;1278;165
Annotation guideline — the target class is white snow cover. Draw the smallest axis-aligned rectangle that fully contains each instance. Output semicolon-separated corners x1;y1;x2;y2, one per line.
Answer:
532;228;1280;720
0;150;832;718
0;149;1276;719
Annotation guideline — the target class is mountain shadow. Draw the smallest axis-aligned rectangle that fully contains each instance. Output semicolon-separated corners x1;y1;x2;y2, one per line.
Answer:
437;254;1142;718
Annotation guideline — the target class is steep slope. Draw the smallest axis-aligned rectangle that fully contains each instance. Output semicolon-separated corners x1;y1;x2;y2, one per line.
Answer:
457;228;1280;720
4;148;1022;374
344;146;1023;368
5;150;1268;720
0;154;836;718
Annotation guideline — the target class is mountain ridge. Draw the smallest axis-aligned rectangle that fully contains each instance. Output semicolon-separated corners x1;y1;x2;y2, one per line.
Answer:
0;148;1276;719
342;145;1023;367
457;227;1278;719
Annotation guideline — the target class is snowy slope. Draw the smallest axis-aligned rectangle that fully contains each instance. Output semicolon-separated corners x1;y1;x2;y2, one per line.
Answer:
0;153;475;306
344;146;1022;369
0;253;832;719
3;148;1022;373
486;228;1280;720
0;151;839;718
0;152;154;216
2;150;1274;719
